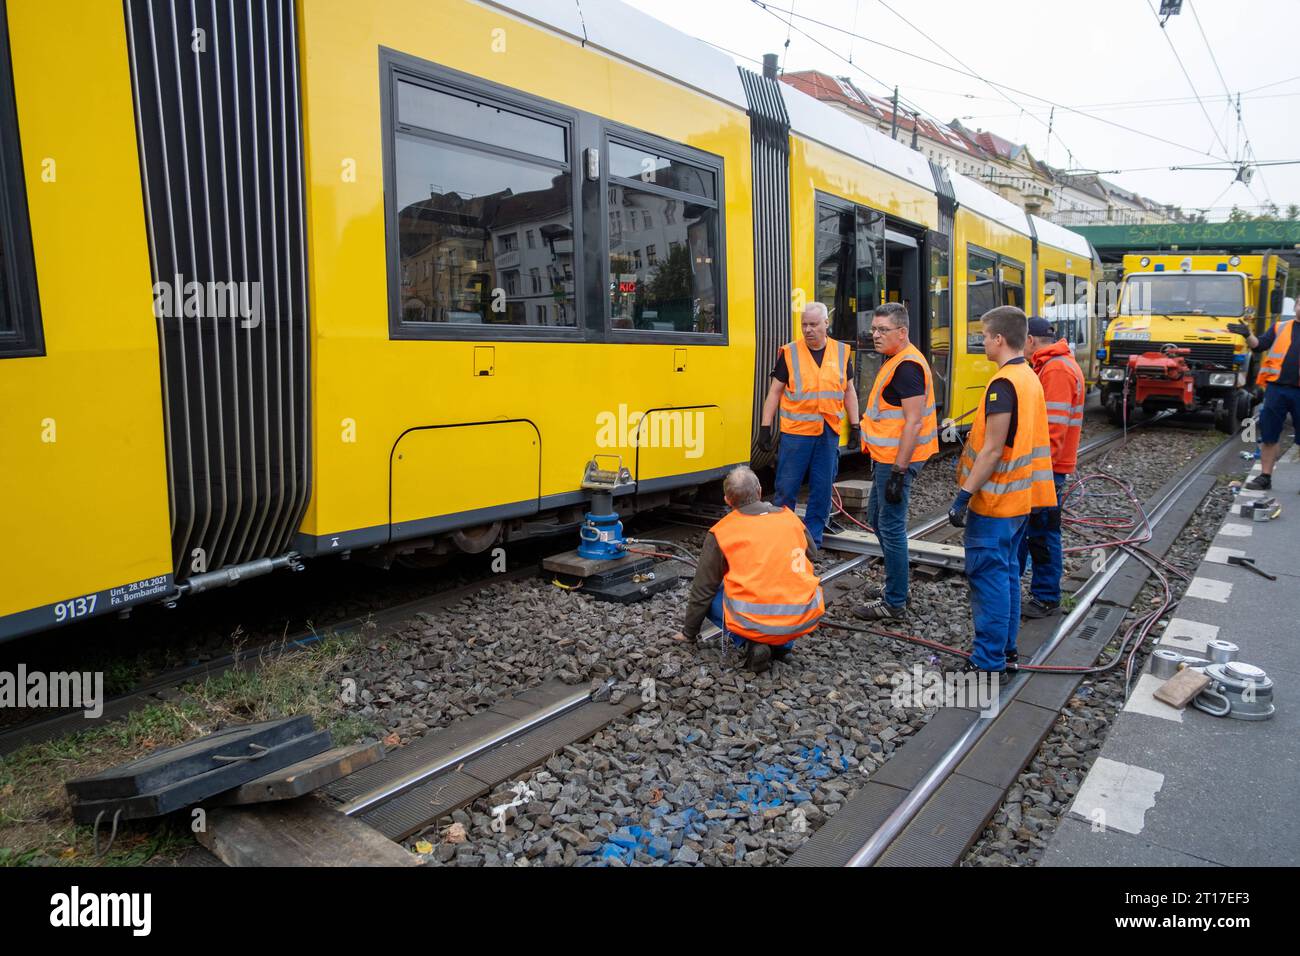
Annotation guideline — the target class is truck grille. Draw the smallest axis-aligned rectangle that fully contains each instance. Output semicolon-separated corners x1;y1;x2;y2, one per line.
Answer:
1108;340;1237;367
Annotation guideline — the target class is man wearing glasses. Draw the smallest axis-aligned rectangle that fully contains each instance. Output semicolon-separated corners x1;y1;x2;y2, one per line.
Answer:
853;303;939;620
760;302;859;548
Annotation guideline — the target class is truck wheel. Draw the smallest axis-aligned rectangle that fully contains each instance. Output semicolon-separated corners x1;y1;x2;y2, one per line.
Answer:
1214;396;1240;436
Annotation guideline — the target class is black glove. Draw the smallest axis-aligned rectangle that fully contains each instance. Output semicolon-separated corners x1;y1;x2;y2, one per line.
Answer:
1227;322;1251;338
759;424;774;451
848;425;862;451
948;489;972;528
885;468;906;505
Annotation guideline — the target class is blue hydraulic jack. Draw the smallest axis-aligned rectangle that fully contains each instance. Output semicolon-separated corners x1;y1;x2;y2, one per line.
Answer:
542;456;689;603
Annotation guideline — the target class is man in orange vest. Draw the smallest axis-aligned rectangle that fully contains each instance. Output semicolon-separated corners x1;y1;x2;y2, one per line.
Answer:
1233;298;1300;491
673;466;823;673
1018;317;1086;618
852;303;939;620
948;306;1057;673
760;302;859;548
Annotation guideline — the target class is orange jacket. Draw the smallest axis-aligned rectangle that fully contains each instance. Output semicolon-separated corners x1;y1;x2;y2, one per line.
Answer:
1257;319;1294;390
710;508;824;644
957;360;1057;518
778;338;850;435
860;343;940;465
1030;339;1086;474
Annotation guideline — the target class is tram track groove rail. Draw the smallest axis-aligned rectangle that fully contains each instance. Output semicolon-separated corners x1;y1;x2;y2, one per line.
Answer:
785;431;1237;867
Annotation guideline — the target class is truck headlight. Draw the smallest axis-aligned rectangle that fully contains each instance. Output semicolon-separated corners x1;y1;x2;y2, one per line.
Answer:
1101;367;1126;382
1208;372;1236;387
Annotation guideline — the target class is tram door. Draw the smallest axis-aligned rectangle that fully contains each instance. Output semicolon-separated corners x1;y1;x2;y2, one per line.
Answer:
922;230;952;420
814;197;882;401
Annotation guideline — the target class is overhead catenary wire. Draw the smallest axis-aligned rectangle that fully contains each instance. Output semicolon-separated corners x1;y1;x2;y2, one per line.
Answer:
747;0;1235;164
1146;0;1233;161
869;0;1079;176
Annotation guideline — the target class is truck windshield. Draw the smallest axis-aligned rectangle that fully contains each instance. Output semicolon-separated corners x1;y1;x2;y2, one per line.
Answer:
1121;274;1245;316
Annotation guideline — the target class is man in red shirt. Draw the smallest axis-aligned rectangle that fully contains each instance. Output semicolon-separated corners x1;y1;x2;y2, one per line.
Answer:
1018;317;1085;618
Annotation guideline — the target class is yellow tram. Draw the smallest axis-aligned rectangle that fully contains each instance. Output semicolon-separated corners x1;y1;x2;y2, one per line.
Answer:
0;0;1095;640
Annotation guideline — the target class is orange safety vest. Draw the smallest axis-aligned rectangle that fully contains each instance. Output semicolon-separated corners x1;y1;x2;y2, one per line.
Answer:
1256;319;1294;390
778;338;849;436
860;343;940;465
1031;339;1086;474
711;508;824;645
957;360;1057;518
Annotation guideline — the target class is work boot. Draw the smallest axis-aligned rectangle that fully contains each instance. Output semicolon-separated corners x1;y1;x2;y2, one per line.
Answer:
1246;473;1272;491
960;659;1005;676
744;642;772;673
852;599;906;621
1021;598;1059;619
1005;651;1020;673
771;643;794;663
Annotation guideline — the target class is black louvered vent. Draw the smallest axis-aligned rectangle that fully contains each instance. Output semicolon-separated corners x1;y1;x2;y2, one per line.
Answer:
124;0;310;581
738;67;791;469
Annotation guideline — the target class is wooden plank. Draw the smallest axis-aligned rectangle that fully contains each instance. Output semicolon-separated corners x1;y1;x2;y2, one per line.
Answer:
197;796;421;867
212;743;386;805
1153;669;1211;709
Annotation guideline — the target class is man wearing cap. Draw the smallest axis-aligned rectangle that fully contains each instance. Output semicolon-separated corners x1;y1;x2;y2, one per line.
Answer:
759;302;859;548
1231;298;1300;491
1018;317;1086;618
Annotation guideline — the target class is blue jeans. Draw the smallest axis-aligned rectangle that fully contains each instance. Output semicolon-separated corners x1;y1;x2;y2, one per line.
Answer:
708;588;795;652
965;511;1029;671
1018;473;1067;605
1259;383;1300;445
773;423;841;548
865;459;919;607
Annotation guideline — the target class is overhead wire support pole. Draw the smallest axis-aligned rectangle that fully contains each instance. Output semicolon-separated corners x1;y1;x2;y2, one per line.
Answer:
890;86;899;140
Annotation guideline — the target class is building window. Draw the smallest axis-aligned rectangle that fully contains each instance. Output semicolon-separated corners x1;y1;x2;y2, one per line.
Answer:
529;267;542;294
0;11;42;359
606;136;722;336
389;68;577;331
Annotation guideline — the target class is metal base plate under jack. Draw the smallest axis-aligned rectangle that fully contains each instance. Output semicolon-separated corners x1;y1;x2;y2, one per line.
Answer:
542;549;691;603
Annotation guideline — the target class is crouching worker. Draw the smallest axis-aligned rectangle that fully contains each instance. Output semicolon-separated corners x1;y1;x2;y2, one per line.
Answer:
672;466;824;672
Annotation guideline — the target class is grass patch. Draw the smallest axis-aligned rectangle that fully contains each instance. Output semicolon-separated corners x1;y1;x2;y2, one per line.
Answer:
0;631;379;866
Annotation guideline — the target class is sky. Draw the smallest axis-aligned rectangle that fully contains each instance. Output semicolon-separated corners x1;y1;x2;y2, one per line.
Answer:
621;0;1300;219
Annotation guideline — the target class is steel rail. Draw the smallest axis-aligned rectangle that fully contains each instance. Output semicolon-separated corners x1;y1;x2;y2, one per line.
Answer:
843;432;1233;867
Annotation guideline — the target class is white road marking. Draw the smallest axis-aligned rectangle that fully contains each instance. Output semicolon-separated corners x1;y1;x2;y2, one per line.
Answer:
1161;618;1219;655
1217;523;1253;537
1070;757;1164;835
1186;577;1233;603
1205;546;1246;565
1123;674;1185;723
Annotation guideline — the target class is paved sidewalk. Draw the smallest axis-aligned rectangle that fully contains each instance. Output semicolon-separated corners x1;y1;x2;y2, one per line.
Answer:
1042;447;1300;867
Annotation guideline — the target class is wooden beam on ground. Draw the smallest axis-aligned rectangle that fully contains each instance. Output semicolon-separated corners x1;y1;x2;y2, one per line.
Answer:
212;742;386;805
197;796;421;867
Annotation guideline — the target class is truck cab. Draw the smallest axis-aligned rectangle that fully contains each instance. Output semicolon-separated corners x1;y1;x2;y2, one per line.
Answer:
1098;253;1289;431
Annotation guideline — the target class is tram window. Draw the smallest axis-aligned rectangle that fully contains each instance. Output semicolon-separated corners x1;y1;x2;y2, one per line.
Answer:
606;135;722;337
815;202;852;327
1000;261;1024;310
965;249;997;350
397;81;566;163
608;142;715;200
389;75;577;333
0;11;41;358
